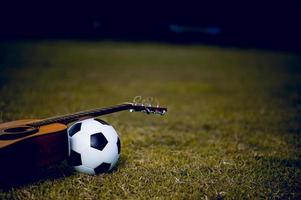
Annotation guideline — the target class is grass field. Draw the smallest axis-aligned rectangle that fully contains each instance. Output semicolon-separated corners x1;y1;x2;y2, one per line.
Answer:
0;41;300;199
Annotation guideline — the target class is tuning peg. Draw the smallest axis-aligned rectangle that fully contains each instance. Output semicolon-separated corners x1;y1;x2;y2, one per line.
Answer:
133;96;142;105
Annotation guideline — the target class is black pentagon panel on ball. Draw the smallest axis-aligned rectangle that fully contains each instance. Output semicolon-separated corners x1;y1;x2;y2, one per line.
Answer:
94;118;109;125
90;132;108;151
68;150;82;166
68;122;82;137
94;162;111;174
117;137;121;154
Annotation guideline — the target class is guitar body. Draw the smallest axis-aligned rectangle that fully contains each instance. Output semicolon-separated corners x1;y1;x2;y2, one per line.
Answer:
0;119;68;173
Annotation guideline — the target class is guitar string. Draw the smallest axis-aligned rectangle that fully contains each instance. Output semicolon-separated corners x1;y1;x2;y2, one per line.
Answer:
29;104;132;127
29;103;164;127
32;104;132;126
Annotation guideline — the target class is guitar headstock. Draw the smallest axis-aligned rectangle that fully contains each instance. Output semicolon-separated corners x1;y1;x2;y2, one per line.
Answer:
129;96;167;115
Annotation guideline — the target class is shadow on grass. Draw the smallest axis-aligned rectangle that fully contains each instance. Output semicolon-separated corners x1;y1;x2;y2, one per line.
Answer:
0;157;125;191
0;161;75;191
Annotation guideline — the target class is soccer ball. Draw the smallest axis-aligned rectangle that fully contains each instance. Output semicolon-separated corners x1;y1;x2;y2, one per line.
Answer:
67;118;121;175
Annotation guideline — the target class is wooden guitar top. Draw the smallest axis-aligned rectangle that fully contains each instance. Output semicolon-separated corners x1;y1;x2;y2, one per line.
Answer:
0;119;67;148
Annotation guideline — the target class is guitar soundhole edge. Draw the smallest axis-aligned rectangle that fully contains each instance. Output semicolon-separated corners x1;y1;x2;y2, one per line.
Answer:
0;126;38;140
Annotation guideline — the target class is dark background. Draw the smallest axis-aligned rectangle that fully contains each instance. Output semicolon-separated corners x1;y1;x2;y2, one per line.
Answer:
1;1;301;51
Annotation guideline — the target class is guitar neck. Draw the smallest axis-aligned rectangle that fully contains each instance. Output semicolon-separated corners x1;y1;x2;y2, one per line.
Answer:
29;103;133;127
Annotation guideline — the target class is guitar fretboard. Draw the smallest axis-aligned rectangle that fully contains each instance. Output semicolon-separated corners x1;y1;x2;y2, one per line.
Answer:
28;104;133;127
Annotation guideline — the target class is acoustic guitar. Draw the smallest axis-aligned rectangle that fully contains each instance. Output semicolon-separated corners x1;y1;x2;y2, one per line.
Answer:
0;99;167;174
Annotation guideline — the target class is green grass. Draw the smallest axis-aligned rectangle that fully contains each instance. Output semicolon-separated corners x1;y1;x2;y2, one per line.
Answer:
0;41;300;199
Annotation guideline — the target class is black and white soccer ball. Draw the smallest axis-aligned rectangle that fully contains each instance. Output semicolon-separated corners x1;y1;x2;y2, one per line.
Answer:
67;118;121;175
